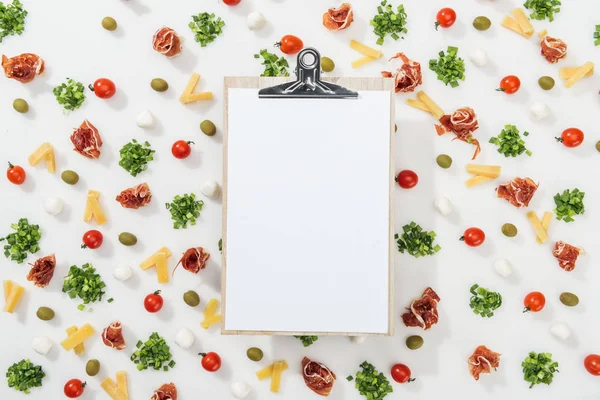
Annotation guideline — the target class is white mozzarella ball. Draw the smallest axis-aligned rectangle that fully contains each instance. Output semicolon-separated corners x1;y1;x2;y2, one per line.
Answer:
174;328;195;349
201;180;220;198
494;259;513;278
113;265;132;281
530;102;550;121
550;322;571;341
434;197;453;216
136;110;155;128
231;381;252;399
32;336;53;355
247;12;266;31
470;49;488;67
44;197;64;215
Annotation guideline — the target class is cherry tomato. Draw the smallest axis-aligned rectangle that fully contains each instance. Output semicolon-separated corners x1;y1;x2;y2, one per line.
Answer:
435;8;456;30
460;227;485;247
395;170;418;189
81;230;103;249
64;379;86;398
144;290;164;313
223;0;241;5
200;352;222;372
90;78;116;99
171;140;194;159
6;162;25;185
523;291;546;313
275;35;303;55
584;354;600;376
496;75;521;94
390;363;415;383
556;128;584;148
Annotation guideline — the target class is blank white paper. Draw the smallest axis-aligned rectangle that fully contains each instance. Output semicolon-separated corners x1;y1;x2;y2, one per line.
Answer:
224;88;391;334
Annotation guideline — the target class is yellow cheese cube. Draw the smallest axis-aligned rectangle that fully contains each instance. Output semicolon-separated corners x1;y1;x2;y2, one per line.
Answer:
560;66;594;80
536;212;553;244
61;323;95;351
45;150;56;174
527;211;548;243
203;298;219;319
84;190;107;225
101;377;128;400
270;361;285;393
351;55;377;69
200;314;222;330
182;92;213;103
565;62;594;88
512;8;533;34
3;282;24;313
66;326;85;355
156;256;169;284
257;360;289;380
501;16;533;38
466;175;494;187
140;247;172;270
350;40;383;59
4;280;14;302
406;99;431;113
466;164;501;178
416;91;444;120
28;143;52;166
116;371;129;400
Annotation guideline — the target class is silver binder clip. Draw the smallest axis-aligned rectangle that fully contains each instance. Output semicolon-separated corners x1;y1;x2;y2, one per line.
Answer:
258;48;358;99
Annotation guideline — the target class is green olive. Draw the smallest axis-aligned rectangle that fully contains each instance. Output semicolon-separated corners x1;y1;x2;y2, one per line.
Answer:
86;359;100;376
538;76;555;91
596;140;600;152
559;292;579;307
406;335;424;350
13;98;29;113
246;347;264;362
36;306;55;321
61;170;80;185
200;120;217;136
436;154;453;169
183;290;200;307
501;223;518;237
118;232;137;246
151;78;169;92
472;16;491;31
102;17;117;31
321;57;335;73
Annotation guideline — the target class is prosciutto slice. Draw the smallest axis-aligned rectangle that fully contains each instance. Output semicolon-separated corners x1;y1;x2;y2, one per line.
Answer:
101;321;126;350
152;27;182;58
468;345;501;380
540;36;567;64
27;254;56;288
70;120;102;159
436;108;481;160
175;247;210;274
2;53;45;83
496;178;539;208
115;183;152;209
553;241;580;272
151;383;177;400
381;53;422;93
402;287;440;330
322;3;354;31
302;357;336;397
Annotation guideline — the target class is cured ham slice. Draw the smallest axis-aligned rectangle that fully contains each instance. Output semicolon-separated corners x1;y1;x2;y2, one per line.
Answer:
402;287;440;330
101;321;126;350
302;357;336;397
175;247;210;274
152;27;182;58
70;120;102;159
115;183;152;209
436;108;481;160
322;3;354;31
1;53;45;83
553;241;580;272
540;36;567;64
496;178;538;208
381;53;422;93
151;383;177;400
468;345;500;380
27;254;56;288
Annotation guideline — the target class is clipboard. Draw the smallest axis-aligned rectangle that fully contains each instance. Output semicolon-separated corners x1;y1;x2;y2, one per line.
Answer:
222;48;395;336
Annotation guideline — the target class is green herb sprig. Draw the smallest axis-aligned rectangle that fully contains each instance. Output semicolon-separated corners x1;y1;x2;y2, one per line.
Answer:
189;12;224;47
53;78;86;111
523;0;561;22
354;361;393;400
254;49;290;77
429;46;465;88
0;218;41;264
131;333;175;371
0;0;27;43
395;222;440;258
554;188;585;222
294;335;318;347
6;359;45;394
469;284;502;318
166;193;204;229
370;1;408;45
119;139;155;177
62;263;106;310
594;25;600;46
522;352;559;388
489;124;532;157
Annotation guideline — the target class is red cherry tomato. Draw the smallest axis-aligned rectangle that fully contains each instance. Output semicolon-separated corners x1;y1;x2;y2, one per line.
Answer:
144;290;164;313
275;35;303;55
460;228;485;247
81;230;103;249
64;379;86;398
171;140;194;159
200;352;222;372
435;8;456;30
223;0;241;5
584;354;600;376
523;291;546;313
496;75;521;94
390;363;415;383
395;170;418;189
556;128;584;148
6;162;26;185
90;78;116;99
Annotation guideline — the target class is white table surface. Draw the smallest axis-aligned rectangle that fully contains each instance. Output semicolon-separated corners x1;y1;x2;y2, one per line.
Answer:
1;0;599;399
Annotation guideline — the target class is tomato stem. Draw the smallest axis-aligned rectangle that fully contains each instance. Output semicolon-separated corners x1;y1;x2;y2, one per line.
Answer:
7;161;14;170
434;21;440;31
523;306;530;313
187;141;195;145
153;290;161;295
459;236;465;241
495;88;506;92
408;377;416;383
198;352;207;357
81;244;87;249
88;84;95;92
82;381;87;388
555;137;563;143
274;42;282;48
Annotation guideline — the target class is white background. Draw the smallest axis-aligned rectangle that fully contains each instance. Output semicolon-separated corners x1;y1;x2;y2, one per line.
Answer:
0;0;599;399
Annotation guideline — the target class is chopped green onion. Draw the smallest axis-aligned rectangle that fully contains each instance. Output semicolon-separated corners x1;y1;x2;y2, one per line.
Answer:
0;218;41;264
0;0;28;43
469;284;502;318
370;1;408;45
61;263;107;310
53;78;86;111
553;188;585;222
254;49;290;77
522;352;559;388
294;335;318;347
395;222;441;258
189;12;225;47
118;139;155;177
130;333;175;371
165;193;204;229
6;359;45;394
523;0;561;22
429;46;465;88
353;361;393;399
489;124;532;157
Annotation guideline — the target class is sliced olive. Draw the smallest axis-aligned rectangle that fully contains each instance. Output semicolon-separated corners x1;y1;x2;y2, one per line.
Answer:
560;292;579;307
86;359;100;376
200;120;217;136
183;290;200;307
102;17;117;31
406;335;423;350
151;78;169;92
436;154;453;169
36;306;55;321
13;98;29;113
321;57;335;73
538;76;555;91
61;170;80;185
246;347;264;361
501;223;518;237
472;16;491;31
118;232;137;246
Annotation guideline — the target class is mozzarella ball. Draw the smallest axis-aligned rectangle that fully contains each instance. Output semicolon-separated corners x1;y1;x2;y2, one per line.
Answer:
201;180;220;198
494;259;513;278
470;49;488;67
174;328;195;349
550;322;571;341
530;102;550;121
247;12;266;31
136;110;155;128
231;381;252;399
113;265;132;281
434;197;453;216
44;197;64;215
32;336;53;355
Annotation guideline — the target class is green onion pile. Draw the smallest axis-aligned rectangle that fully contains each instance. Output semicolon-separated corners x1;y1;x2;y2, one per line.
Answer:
522;352;559;388
395;222;440;258
429;46;465;88
469;284;502;318
254;49;290;77
131;333;175;371
6;359;45;394
118;139;155;177
554;188;585;222
523;0;561;22
0;218;41;264
294;335;318;347
489;124;532;157
53;78;86;111
594;25;600;46
189;12;224;47
353;361;393;400
370;1;408;45
0;0;27;43
62;263;107;310
165;193;204;229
